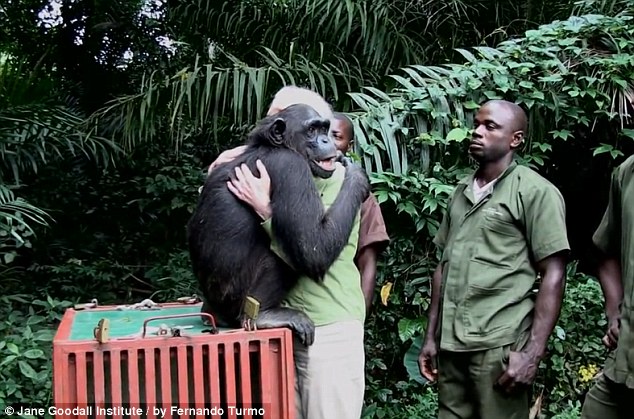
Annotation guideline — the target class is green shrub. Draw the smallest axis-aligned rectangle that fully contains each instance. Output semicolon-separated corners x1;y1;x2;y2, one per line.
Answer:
0;294;72;415
536;263;606;416
351;6;634;417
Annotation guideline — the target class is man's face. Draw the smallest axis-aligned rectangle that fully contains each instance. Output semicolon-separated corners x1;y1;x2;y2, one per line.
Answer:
331;118;352;153
469;103;521;163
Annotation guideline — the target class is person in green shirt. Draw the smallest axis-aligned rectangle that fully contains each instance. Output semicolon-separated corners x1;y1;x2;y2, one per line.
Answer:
418;100;570;418
209;86;368;419
580;155;634;418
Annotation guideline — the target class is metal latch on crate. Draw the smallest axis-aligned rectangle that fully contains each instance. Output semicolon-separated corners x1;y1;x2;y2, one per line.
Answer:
93;318;110;343
149;324;194;337
242;296;260;331
76;298;161;311
176;294;202;304
76;299;99;310
141;312;219;338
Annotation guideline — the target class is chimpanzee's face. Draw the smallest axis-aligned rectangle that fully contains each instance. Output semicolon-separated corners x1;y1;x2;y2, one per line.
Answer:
269;104;338;179
302;116;337;179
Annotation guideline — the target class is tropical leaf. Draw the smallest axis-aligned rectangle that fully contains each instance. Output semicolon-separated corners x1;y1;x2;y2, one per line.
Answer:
87;47;366;152
85;0;595;171
0;105;120;184
403;335;428;385
0;58;121;184
347;11;634;175
0;185;50;264
172;0;431;77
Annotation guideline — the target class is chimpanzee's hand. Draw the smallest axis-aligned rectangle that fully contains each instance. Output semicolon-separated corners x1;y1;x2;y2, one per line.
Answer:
343;161;370;202
335;151;353;167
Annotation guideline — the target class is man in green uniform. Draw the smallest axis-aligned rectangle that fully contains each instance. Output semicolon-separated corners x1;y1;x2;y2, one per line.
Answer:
418;100;570;418
580;155;634;418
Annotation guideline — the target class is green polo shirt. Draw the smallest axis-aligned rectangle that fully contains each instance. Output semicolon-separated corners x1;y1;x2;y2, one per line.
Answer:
592;154;634;389
434;161;570;352
261;163;366;326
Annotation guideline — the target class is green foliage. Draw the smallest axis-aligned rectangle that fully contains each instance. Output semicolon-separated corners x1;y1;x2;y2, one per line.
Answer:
0;294;73;413
2;0;633;416
0;185;49;265
87;0;581;156
402;333;427;386
18;144;202;302
550;401;582;419
174;0;430;76
536;263;606;416
361;235;439;414
0;56;121;276
88;50;359;152
144;250;198;302
350;12;634;175
0;58;120;185
370;168;461;235
355;7;634;416
363;385;438;419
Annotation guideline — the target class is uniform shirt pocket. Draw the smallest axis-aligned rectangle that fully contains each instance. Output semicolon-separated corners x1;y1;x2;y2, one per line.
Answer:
472;210;525;270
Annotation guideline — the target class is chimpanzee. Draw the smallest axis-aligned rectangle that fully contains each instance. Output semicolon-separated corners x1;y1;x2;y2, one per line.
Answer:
186;104;370;345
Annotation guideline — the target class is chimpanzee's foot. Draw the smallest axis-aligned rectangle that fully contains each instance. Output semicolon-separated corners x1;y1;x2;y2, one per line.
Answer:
247;308;315;346
242;317;257;331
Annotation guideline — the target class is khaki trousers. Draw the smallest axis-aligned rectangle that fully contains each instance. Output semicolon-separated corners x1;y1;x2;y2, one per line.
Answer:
292;320;365;419
438;334;531;419
581;373;633;419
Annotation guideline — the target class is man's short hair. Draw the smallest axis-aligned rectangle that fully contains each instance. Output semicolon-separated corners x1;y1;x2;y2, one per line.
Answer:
267;86;334;120
333;112;355;142
484;99;528;133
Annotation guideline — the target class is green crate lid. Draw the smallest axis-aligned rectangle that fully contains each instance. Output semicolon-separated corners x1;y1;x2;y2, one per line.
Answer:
68;305;236;341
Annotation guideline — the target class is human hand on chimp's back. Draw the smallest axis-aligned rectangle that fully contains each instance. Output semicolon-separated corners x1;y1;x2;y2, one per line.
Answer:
208;145;248;175
495;350;540;394
227;160;272;220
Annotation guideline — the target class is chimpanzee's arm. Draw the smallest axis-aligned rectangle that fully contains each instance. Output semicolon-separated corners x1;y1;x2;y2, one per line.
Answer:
224;156;297;270
261;220;296;269
259;151;369;281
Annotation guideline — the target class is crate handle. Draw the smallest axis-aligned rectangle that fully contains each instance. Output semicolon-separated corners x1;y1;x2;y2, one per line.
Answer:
141;313;218;338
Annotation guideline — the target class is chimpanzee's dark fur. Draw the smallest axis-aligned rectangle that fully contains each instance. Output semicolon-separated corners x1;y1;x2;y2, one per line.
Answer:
186;104;370;345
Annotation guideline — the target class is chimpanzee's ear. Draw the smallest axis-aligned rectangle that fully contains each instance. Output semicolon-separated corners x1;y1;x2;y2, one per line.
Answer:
269;118;286;146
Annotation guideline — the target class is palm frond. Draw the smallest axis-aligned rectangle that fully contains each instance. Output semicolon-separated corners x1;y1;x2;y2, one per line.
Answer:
0;104;121;185
171;0;430;76
0;58;122;184
572;0;630;15
0;185;49;230
0;185;50;262
348;12;634;175
87;47;366;151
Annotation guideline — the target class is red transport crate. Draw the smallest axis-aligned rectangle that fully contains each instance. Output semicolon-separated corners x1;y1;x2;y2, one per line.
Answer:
52;301;296;419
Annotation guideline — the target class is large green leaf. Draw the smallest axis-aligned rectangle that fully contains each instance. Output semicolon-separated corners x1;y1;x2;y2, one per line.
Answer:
0;184;50;271
88;47;364;152
173;0;430;77
0;58;120;184
403;335;428;385
0;185;50;247
397;317;427;343
349;11;634;174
